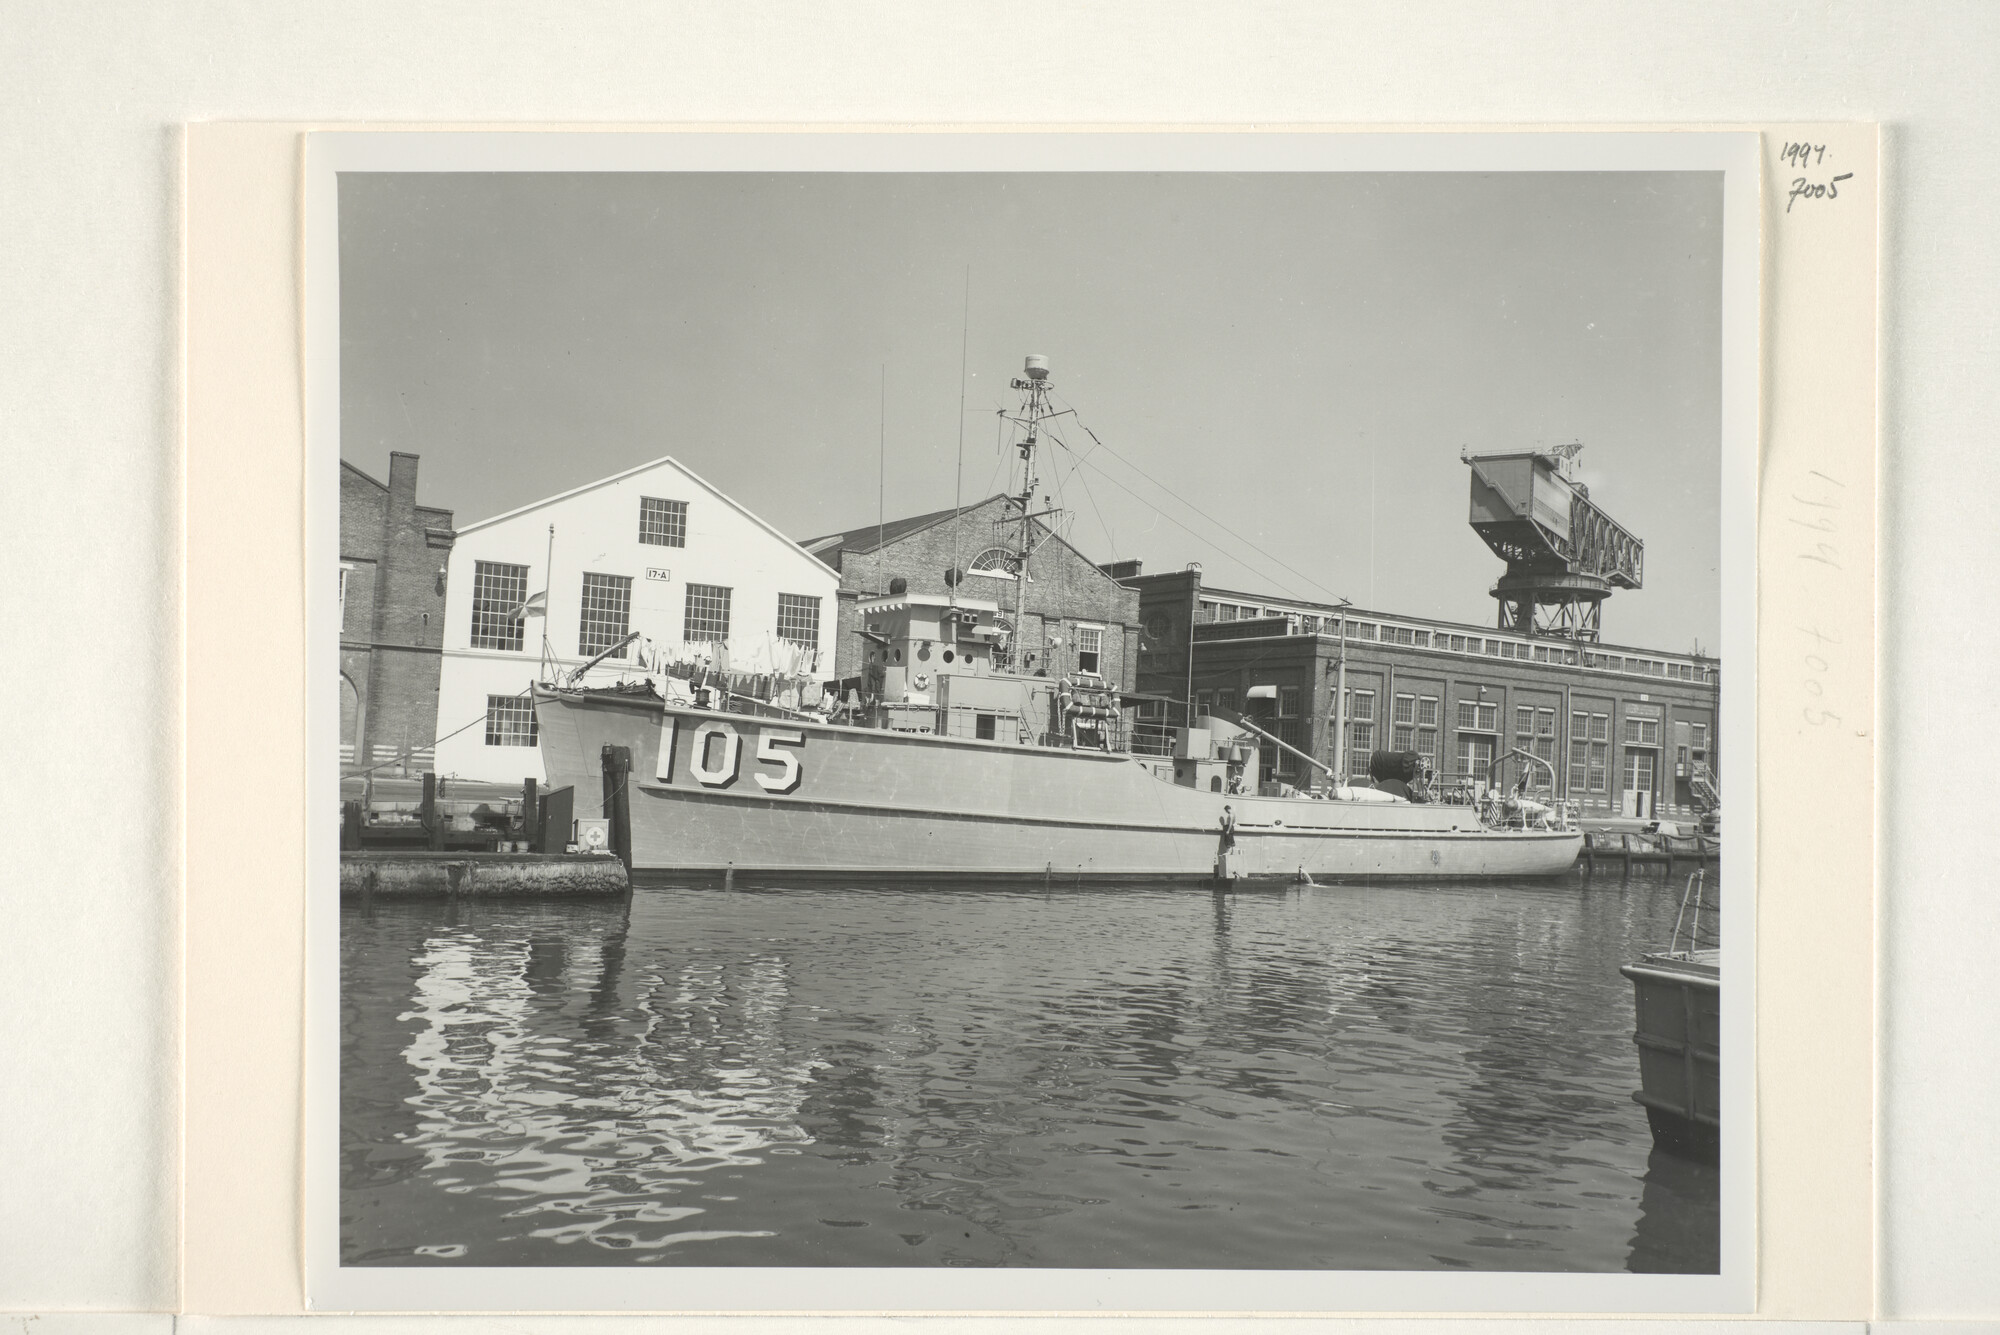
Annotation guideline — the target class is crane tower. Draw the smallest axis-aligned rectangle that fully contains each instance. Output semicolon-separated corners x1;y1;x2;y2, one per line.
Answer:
1464;444;1643;642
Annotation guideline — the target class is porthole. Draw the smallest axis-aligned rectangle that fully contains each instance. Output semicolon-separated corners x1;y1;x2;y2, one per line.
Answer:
942;649;955;663
917;644;932;662
893;648;902;662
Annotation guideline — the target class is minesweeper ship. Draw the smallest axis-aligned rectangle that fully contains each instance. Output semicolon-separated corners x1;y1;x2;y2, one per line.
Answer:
533;355;1583;883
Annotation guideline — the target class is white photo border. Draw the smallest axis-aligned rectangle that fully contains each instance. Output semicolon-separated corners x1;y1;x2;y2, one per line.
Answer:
303;128;1760;1314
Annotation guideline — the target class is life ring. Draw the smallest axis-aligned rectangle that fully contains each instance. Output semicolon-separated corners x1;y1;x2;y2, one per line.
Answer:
911;671;931;691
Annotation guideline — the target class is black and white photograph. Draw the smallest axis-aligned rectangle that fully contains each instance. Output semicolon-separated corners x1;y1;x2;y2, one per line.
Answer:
311;131;1756;1311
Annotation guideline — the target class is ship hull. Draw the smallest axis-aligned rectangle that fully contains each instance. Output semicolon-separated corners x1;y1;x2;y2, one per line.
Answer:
533;690;1584;882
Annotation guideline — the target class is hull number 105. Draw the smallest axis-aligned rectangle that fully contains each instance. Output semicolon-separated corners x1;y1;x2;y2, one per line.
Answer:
658;717;805;795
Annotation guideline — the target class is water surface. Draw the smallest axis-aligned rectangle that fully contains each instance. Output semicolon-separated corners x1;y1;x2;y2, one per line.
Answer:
341;876;1720;1270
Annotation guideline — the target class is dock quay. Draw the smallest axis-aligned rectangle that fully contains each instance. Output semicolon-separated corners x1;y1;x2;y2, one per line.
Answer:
1579;818;1720;877
341;849;628;898
339;769;629;899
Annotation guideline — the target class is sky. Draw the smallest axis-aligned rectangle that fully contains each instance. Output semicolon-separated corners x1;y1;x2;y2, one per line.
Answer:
339;170;1723;653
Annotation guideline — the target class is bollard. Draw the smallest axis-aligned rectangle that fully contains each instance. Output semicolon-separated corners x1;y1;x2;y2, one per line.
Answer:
724;864;736;892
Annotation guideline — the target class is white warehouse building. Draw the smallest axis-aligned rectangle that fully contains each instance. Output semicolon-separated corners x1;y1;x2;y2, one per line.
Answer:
433;455;839;784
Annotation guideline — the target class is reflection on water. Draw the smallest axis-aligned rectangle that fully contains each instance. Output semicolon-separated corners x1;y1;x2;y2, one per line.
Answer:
341;878;1720;1271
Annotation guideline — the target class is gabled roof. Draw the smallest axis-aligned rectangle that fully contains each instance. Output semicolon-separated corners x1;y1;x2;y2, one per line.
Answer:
799;494;1012;566
455;452;824;568
341;459;387;491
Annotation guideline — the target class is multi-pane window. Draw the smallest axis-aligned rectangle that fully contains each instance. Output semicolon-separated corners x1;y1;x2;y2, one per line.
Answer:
684;582;732;642
1345;689;1376;776
776;593;820;648
470;561;529;651
1195;690;1213;716
1569;711;1591;793
1215;688;1237;714
1534;708;1558;768
483;695;538;747
639;497;688;548
1588;713;1611;792
1691;722;1711;766
1416;696;1439;766
578;573;633;658
1393;693;1417;751
1624;715;1662;746
1278;685;1301;717
1456;699;1499;732
1075;625;1104;674
1271;718;1304;778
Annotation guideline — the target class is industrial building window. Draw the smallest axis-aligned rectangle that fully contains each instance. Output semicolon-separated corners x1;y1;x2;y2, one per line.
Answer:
1196;600;1220;623
1588;713;1611;792
1271;719;1303;777
1297;615;1321;635
1075;625;1104;674
470;561;529;652
1416;696;1439;766
484;695;538;747
1195;690;1213;716
1515;705;1535;738
1217;604;1240;622
1349;621;1376;641
639;497;688;548
1278;685;1301;717
578;572;632;658
1624;716;1662;746
1456;699;1499;732
683;582;732;642
1692;723;1710;761
1346;689;1375;776
1215;688;1237;714
1568;711;1590;792
1393;693;1417;751
776;593;820;648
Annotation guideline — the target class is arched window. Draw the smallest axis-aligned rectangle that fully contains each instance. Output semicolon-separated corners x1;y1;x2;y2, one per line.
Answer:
966;547;1020;580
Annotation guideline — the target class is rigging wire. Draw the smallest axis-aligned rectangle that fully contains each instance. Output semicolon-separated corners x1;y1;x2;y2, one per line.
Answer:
1042;417;1119;567
1051;392;1349;606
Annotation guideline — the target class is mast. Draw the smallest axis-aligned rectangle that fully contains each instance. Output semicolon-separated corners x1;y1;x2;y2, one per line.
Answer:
1007;354;1055;669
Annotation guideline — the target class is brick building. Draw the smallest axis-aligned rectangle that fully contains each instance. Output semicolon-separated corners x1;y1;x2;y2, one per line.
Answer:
1129;570;1720;819
339;452;455;774
800;494;1142;691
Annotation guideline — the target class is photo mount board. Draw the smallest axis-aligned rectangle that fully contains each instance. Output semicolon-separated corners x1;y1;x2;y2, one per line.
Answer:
181;123;1875;1317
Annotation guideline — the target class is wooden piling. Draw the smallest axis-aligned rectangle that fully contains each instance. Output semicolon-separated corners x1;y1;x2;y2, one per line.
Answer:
341;800;363;852
1621;833;1633;876
522;777;539;851
601;745;633;873
422;772;444;851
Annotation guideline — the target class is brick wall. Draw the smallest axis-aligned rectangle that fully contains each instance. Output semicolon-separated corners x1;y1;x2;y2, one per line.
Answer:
823;496;1140;689
338;453;453;772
